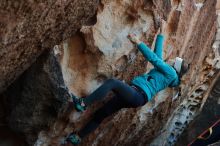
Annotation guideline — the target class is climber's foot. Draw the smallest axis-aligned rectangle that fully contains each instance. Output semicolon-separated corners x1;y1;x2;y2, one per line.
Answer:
66;133;81;145
71;93;86;112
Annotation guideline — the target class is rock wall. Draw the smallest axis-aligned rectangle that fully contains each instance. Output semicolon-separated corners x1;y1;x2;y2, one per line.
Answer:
0;0;219;146
152;1;220;145
57;0;157;96
0;0;99;93
34;0;218;146
0;51;70;145
171;4;220;145
176;74;220;146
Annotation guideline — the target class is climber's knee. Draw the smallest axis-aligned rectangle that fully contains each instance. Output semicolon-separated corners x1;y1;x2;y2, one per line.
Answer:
105;78;119;84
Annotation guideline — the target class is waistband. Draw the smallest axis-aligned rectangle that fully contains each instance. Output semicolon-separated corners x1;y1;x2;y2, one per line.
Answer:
131;85;148;103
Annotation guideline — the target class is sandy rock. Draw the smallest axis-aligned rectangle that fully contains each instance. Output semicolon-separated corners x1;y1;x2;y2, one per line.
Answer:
49;0;217;146
0;51;70;145
0;0;219;146
0;0;99;93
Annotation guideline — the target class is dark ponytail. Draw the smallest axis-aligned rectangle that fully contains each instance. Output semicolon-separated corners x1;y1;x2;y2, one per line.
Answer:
179;60;189;78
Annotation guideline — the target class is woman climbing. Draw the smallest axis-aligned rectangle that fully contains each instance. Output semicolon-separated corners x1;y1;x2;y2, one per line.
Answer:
65;21;189;145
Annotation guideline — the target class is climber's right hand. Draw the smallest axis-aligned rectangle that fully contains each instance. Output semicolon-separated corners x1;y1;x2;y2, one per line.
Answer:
128;33;141;44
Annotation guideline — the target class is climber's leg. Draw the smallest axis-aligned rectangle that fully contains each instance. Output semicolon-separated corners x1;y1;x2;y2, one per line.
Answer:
79;91;145;138
79;84;146;138
71;78;147;112
83;78;146;107
66;95;124;144
78;95;124;138
67;79;146;142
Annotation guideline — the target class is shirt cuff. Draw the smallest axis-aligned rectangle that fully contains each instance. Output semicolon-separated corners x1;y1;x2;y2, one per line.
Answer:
157;34;164;39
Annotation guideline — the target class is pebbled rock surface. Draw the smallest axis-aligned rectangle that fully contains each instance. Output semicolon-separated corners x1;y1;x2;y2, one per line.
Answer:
177;75;220;146
0;51;70;145
0;0;219;146
34;0;218;146
0;0;99;93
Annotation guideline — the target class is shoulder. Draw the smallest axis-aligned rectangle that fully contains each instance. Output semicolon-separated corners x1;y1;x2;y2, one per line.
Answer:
169;76;180;87
162;62;178;77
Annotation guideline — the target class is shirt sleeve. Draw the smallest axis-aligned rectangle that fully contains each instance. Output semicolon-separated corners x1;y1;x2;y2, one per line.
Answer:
154;34;164;60
137;42;173;75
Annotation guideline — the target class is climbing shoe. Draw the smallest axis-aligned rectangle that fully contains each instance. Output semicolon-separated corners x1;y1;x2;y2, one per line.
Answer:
66;133;81;145
71;93;86;112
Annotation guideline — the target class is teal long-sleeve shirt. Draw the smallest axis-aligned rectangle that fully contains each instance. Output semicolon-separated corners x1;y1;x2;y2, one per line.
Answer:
131;34;180;101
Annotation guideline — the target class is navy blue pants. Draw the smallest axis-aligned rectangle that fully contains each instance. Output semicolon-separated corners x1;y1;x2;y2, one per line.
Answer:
79;79;147;138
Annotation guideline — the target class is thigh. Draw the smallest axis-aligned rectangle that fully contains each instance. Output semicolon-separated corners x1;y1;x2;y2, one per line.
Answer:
111;79;146;107
84;78;128;106
93;96;127;122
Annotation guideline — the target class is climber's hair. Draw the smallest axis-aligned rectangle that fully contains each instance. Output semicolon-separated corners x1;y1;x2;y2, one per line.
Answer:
179;60;189;78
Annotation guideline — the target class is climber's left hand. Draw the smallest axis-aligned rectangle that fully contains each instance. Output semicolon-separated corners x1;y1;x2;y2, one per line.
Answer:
128;33;141;44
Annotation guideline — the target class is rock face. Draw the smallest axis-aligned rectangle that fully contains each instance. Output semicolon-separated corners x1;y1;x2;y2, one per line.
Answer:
35;0;219;146
58;0;174;96
177;75;220;146
172;4;220;145
0;0;99;93
0;51;70;145
0;0;219;146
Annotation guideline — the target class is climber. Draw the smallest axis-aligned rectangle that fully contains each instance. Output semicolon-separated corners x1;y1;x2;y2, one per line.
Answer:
65;21;189;145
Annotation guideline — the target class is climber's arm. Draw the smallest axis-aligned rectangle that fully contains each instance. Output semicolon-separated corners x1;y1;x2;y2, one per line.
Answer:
154;19;166;59
128;33;172;75
154;34;164;60
137;42;172;75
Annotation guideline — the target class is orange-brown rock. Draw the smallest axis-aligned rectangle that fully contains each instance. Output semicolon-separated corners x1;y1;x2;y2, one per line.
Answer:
35;0;218;146
0;0;99;93
0;0;219;146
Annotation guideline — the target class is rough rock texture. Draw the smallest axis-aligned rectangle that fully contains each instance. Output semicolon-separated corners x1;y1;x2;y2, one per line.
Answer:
0;0;219;146
174;4;220;145
58;1;157;96
0;0;99;93
34;0;219;146
0;51;70;145
151;1;220;145
177;75;220;146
